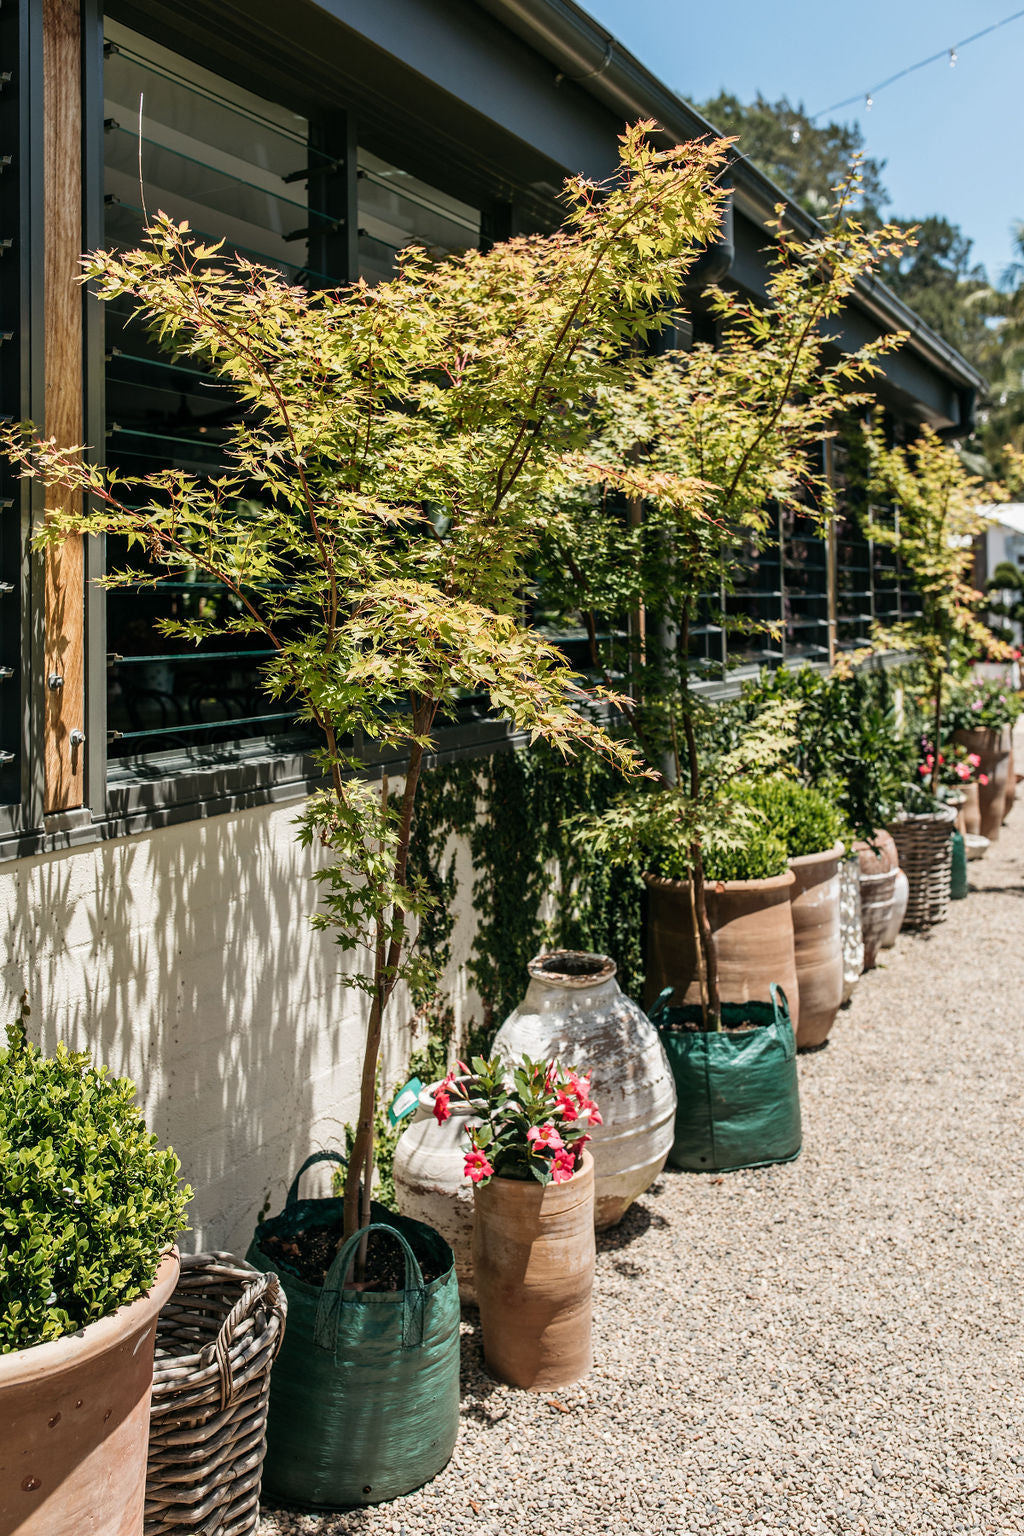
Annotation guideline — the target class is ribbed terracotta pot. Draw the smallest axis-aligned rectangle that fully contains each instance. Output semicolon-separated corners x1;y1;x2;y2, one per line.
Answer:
788;842;845;1050
394;1081;482;1303
643;870;799;1032
473;1151;595;1391
0;1251;180;1536
492;952;676;1231
953;727;1011;841
958;781;981;837
860;867;898;971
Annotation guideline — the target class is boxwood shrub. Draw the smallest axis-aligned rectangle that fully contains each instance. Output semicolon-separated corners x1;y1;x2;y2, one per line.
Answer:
1;1023;192;1353
737;777;847;860
703;827;789;881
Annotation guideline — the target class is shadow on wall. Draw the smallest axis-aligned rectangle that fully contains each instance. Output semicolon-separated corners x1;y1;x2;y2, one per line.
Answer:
0;796;442;1255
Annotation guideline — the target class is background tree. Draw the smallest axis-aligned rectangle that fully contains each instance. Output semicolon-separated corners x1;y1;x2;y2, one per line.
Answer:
3;125;728;1250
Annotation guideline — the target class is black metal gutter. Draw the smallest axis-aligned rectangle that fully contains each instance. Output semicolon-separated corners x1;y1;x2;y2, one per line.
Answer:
473;0;985;401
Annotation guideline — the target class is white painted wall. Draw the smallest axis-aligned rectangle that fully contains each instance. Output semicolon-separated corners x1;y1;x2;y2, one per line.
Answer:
1;793;482;1256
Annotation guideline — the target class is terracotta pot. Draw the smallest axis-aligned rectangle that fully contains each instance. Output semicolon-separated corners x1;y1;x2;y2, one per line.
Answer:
393;1081;483;1303
853;830;898;874
0;1250;180;1536
492;952;676;1230
859;867;897;971
643;870;799;1031
881;868;909;947
959;781;981;837
1003;749;1017;821
839;857;864;1001
473;1151;595;1391
953;727;1011;841
788;842;845;1050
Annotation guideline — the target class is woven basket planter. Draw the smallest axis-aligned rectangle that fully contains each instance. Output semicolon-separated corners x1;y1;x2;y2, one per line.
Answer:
888;806;957;930
145;1253;287;1536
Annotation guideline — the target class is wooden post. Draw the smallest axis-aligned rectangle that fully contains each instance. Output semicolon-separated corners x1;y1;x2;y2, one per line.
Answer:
42;0;85;813
824;437;837;670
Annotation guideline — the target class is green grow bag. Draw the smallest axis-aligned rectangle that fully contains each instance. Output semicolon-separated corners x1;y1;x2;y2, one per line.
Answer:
245;1151;461;1510
650;984;802;1174
950;831;969;900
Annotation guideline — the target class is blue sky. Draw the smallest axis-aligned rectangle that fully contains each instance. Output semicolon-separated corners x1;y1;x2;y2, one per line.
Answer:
582;0;1024;287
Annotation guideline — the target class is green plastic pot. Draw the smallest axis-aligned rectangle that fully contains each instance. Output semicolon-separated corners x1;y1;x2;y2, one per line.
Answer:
950;831;969;901
649;983;802;1173
245;1151;461;1510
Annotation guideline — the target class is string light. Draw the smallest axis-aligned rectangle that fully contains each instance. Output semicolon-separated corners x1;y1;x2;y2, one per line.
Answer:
810;6;1024;121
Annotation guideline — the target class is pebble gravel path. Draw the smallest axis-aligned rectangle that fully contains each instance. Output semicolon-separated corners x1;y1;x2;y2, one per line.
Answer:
261;791;1024;1536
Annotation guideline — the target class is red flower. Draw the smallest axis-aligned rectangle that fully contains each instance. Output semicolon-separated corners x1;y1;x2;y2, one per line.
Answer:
980;773;990;785
555;1091;580;1122
433;1088;451;1125
464;1149;494;1183
581;1100;603;1127
551;1150;577;1183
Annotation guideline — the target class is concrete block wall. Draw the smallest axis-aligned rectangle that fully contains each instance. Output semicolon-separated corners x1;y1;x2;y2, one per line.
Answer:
1;793;481;1255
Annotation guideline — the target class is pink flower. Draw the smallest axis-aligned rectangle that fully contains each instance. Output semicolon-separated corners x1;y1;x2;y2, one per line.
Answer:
555;1091;580;1122
464;1149;494;1183
918;764;929;777
433;1088;451;1125
956;763;970;781
551;1150;577;1183
968;753;981;767
527;1122;565;1152
581;1100;603;1127
980;773;990;785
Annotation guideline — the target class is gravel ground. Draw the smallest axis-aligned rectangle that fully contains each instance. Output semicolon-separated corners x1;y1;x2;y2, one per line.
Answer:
261;791;1024;1536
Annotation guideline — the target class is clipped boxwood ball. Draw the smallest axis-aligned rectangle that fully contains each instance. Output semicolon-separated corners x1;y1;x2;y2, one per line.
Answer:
0;1025;192;1353
703;828;789;882
737;777;846;860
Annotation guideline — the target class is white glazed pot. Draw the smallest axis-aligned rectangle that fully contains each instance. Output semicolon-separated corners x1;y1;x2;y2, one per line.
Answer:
490;950;676;1230
838;857;864;1004
880;868;909;948
393;1081;481;1303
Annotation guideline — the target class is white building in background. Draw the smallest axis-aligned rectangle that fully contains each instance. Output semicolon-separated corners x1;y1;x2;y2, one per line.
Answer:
980;504;1024;581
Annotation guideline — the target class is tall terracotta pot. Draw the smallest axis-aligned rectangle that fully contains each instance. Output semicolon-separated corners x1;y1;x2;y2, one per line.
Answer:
492;952;676;1231
1003;748;1017;822
788;842;844;1050
643;870;799;1031
959;781;981;837
881;868;909;948
393;1081;482;1303
0;1251;180;1536
953;727;1011;841
473;1151;595;1391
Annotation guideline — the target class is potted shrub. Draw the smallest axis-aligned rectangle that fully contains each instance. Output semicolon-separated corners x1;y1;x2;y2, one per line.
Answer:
3;126;731;1505
947;682;1021;839
439;1055;599;1390
735;778;846;1049
0;1012;190;1536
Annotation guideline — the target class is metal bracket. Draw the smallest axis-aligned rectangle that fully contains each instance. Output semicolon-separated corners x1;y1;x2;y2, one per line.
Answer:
47;672;63;690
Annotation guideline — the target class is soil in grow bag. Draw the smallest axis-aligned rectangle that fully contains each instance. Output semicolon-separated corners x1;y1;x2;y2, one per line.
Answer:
649;984;802;1174
262;1211;448;1288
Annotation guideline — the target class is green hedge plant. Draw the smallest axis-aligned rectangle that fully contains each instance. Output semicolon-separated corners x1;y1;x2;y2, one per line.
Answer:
735;777;847;861
0;1019;191;1353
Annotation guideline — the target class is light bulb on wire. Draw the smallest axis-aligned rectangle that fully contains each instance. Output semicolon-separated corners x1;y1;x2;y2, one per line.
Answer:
865;93;874;110
949;47;958;67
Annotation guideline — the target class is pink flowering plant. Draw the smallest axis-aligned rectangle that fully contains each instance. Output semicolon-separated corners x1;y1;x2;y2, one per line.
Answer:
434;1055;601;1187
917;742;989;790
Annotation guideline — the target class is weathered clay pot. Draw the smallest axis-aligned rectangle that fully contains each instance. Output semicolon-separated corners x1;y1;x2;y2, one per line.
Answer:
1003;750;1017;821
953;727;1011;841
839;857;864;1000
644;870;799;1030
473;1151;595;1391
853;830;898;874
881;868;909;947
859;867;898;971
0;1250;180;1536
958;781;981;837
788;842;845;1050
393;1081;482;1303
492;952;675;1231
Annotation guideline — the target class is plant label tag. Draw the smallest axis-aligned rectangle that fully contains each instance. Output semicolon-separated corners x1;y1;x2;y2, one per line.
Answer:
388;1077;423;1126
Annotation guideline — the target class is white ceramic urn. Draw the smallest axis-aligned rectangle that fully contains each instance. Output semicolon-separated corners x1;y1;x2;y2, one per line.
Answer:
490;950;676;1230
393;1081;481;1303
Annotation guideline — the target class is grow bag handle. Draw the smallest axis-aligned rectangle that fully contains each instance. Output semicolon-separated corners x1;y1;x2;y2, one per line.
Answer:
314;1222;427;1355
285;1149;347;1207
647;986;676;1024
769;982;791;1024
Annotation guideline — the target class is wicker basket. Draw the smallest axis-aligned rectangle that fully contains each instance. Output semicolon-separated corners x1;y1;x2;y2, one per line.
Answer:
145;1252;287;1536
888;806;957;930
